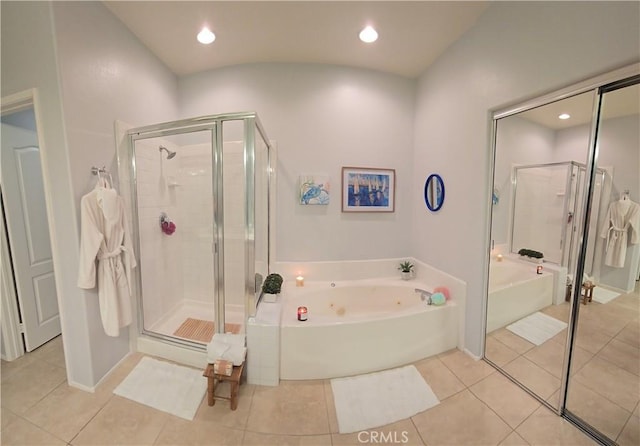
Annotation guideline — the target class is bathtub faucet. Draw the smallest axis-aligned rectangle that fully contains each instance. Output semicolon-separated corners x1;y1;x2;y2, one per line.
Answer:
414;288;433;302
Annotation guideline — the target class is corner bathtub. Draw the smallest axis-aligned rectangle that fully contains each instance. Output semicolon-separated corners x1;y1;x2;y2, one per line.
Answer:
486;259;553;333
280;279;459;380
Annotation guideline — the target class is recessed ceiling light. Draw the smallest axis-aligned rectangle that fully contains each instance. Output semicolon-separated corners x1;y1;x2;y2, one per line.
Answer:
359;26;378;43
558;113;571;120
197;27;216;45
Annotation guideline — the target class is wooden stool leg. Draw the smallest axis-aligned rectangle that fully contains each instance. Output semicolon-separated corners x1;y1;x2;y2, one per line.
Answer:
230;381;239;410
207;377;216;406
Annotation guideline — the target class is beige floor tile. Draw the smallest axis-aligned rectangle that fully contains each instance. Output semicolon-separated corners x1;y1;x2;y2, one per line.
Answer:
565;380;631;440
550;328;568;346
0;361;67;414
244;431;332;445
573;356;639;412
28;336;66;369
598;338;640;376
541;303;571;323
154;418;244;445
413;356;465;401
194;381;255;430
490;329;535;355
469;372;540;429
0;408;19;431
617;413;640;446
0;354;38;384
411;389;511;445
0;416;66;446
246;380;329;435
578;311;628;340
323;380;339;434
523;339;567;378
573;322;614;355
331;419;423;445
72;395;169;445
23;380;113;442
516;406;596;445
499;431;530;445
438;349;495;386
616;321;640;349
503;356;560;401
484;337;519;368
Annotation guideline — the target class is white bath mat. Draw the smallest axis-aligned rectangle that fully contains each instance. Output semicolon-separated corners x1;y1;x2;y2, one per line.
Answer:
113;357;206;420
330;365;439;434
592;287;621;304
507;312;567;346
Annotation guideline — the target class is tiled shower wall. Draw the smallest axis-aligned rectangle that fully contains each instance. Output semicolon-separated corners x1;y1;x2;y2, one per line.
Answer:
136;140;246;329
135;139;183;329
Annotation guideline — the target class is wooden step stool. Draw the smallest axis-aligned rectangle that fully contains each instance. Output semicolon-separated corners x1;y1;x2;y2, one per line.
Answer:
581;282;595;305
203;361;245;410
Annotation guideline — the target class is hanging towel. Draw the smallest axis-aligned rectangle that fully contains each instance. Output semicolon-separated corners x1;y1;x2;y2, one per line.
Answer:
77;182;137;337
600;199;639;268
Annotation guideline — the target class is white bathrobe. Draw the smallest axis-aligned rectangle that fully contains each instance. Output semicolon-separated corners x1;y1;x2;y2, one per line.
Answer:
600;198;639;268
77;182;137;337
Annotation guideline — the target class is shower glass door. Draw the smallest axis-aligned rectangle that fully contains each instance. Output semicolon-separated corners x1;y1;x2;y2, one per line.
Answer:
132;127;218;346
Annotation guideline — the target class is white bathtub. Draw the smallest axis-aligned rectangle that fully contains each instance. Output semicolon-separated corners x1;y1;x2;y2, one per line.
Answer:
486;259;553;333
279;279;459;380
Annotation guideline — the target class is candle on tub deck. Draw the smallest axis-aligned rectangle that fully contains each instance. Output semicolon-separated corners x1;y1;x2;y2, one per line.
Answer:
296;275;304;287
297;306;308;321
497;254;503;262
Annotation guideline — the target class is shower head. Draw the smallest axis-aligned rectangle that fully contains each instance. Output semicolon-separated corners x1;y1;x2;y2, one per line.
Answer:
159;146;176;159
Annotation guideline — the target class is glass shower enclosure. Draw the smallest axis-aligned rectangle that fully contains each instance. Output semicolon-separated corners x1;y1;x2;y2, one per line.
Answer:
122;113;270;349
510;161;607;277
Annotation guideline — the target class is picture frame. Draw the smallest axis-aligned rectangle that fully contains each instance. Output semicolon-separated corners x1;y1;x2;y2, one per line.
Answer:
342;167;395;212
298;174;330;205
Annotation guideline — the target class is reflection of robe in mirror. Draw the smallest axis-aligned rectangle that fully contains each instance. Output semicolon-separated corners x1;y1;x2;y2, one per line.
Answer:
600;196;640;268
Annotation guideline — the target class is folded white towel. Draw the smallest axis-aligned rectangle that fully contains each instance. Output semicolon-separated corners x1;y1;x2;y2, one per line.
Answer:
207;341;230;360
222;345;247;366
206;335;247;366
213;333;245;346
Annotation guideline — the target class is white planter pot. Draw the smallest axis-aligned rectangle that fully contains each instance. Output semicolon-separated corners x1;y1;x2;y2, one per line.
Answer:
519;255;543;264
262;293;278;303
401;272;413;281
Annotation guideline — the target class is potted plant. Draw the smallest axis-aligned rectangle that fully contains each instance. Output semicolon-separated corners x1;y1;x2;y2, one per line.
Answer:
398;261;414;280
517;248;544;264
261;273;283;302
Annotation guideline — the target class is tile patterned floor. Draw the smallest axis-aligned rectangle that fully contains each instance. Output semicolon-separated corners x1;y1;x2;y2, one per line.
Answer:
1;336;604;446
487;283;640;445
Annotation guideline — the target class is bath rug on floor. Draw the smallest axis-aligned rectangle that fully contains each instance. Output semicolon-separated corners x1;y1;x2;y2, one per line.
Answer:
113;357;206;420
506;312;567;346
591;287;621;304
330;365;439;434
173;318;241;343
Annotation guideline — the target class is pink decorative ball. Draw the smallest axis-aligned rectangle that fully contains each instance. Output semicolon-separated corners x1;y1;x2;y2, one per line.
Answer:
433;286;451;300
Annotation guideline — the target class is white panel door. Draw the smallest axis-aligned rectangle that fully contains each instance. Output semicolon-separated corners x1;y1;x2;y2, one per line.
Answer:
1;123;60;351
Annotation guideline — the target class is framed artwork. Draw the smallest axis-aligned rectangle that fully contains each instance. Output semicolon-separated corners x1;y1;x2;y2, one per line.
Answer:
299;175;330;205
342;167;395;212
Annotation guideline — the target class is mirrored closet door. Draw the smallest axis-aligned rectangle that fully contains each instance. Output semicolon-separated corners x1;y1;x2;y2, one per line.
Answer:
485;89;596;412
565;78;640;445
485;69;640;445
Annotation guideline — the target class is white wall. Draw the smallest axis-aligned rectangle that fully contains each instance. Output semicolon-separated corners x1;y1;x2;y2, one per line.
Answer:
179;63;417;263
49;1;179;384
492;116;556;247
412;1;640;356
1;1;95;387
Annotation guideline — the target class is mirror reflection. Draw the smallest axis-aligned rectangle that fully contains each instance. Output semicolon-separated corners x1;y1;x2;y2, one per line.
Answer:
566;82;640;443
486;90;597;410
